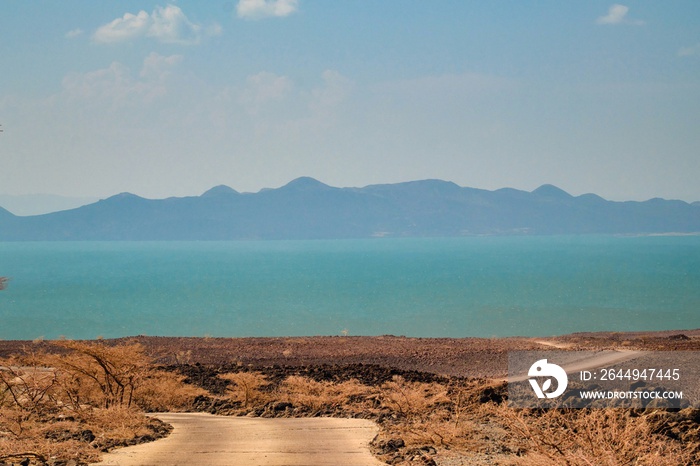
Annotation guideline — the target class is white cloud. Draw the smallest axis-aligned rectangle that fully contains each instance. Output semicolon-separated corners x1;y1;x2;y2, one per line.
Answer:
243;72;293;103
597;4;628;24
62;62;134;101
65;28;83;39
93;5;217;45
148;5;201;44
93;10;151;43
140;52;184;80
236;0;298;20
678;44;700;57
62;53;182;104
239;71;294;119
596;4;645;26
310;70;354;114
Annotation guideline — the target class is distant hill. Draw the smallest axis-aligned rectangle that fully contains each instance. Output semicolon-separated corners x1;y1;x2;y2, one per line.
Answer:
0;178;699;240
0;193;98;216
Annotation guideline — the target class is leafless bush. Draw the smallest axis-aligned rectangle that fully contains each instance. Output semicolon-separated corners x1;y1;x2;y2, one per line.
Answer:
0;342;175;464
136;370;207;412
0;356;58;414
86;405;160;448
0;438;97;465
49;340;151;408
497;405;699;465
380;376;449;420
220;372;270;407
279;375;375;412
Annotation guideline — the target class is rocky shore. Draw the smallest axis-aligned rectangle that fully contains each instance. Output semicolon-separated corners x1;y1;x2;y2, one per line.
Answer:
3;329;699;379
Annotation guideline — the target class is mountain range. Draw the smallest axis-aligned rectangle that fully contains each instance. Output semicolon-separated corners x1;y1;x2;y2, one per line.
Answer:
1;177;699;240
0;193;98;216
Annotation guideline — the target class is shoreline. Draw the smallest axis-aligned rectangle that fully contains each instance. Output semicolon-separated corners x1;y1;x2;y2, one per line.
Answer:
2;328;699;379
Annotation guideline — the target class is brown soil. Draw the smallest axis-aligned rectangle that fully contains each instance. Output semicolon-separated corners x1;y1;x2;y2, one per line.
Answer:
3;329;699;466
3;329;699;379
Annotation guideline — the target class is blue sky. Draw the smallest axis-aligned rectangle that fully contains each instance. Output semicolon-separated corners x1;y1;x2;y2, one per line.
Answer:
1;1;699;202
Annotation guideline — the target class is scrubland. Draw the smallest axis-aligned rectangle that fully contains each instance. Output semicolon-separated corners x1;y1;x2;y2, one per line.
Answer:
0;341;202;465
198;365;700;465
1;338;699;465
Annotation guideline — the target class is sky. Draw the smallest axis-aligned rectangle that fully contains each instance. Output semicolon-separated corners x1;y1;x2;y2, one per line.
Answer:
1;1;699;203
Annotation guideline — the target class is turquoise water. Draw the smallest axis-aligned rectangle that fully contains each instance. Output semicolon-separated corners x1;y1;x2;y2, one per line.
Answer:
1;237;699;340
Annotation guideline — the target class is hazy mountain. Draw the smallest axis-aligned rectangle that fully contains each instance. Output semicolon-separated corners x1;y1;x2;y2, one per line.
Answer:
0;178;698;240
0;194;98;216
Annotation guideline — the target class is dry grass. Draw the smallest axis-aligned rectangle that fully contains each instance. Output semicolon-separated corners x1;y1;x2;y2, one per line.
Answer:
4;342;699;465
49;340;152;409
210;369;700;465
0;340;202;464
86;406;163;447
380;375;450;420
497;406;700;466
0;438;100;465
135;371;207;412
220;372;271;407
279;375;375;412
0;403;161;465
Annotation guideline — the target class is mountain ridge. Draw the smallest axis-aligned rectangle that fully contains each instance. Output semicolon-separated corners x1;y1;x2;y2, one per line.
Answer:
0;178;698;240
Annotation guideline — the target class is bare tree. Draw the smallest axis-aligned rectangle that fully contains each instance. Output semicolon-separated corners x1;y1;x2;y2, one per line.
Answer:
52;340;152;408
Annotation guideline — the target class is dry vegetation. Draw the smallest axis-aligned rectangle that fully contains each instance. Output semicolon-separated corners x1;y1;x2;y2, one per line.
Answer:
191;366;699;466
497;406;700;466
3;338;700;465
0;340;205;465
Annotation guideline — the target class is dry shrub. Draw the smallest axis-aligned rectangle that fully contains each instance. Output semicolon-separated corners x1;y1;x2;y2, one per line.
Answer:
1;341;167;413
279;375;375;412
0;360;58;415
332;378;377;408
0;403;157;465
0;407;30;438
50;340;152;409
173;349;193;365
54;363;105;412
0;342;181;464
134;370;207;412
85;406;157;446
375;379;503;452
380;376;449;420
0;438;100;465
220;372;270;407
497;406;699;466
394;415;488;451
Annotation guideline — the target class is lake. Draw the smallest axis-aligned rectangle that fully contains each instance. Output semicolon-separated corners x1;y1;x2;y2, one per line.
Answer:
1;236;699;340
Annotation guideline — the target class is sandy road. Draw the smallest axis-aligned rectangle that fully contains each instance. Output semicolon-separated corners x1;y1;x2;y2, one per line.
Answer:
505;340;643;382
93;413;386;466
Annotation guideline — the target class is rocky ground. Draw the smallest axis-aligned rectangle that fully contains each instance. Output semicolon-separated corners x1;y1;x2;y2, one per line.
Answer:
4;329;699;377
2;329;699;465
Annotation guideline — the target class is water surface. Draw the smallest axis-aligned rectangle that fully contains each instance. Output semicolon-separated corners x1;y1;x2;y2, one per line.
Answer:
1;236;698;339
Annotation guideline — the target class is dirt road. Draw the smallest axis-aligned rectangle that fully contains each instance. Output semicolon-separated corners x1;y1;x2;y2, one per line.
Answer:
507;341;642;382
93;413;385;466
